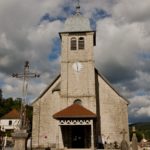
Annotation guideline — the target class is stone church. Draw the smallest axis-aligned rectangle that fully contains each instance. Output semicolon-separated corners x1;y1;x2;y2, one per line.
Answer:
32;4;129;150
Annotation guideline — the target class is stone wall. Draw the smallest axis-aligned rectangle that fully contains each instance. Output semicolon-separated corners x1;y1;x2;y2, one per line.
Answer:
97;74;129;144
32;78;62;149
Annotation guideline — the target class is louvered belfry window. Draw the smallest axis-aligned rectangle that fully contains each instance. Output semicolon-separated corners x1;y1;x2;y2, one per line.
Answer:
78;37;84;50
71;37;77;50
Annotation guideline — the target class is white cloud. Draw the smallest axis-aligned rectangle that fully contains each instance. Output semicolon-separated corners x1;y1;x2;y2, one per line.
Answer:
136;106;150;116
2;76;23;99
0;33;15;49
95;18;144;69
112;0;150;23
129;96;150;117
27;20;63;52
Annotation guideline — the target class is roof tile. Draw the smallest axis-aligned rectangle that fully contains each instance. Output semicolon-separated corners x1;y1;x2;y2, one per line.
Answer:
0;109;20;119
53;104;96;119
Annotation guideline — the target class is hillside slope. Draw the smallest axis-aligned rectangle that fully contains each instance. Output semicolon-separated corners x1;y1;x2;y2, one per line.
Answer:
129;122;150;141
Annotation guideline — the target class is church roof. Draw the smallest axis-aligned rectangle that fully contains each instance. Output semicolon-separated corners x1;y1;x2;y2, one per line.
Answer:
0;109;20;119
63;14;92;32
53;103;96;119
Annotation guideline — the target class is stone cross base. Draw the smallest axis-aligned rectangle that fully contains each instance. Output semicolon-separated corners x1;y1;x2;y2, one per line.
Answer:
12;129;28;150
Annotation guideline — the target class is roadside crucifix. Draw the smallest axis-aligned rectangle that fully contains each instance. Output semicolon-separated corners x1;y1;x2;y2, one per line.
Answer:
12;61;40;129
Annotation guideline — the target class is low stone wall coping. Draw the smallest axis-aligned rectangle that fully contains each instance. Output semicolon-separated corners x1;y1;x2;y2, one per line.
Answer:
12;130;28;138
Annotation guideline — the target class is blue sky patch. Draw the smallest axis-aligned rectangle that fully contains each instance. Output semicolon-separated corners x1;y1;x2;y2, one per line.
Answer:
90;9;111;29
0;81;4;87
48;37;61;61
93;9;111;20
138;52;150;60
136;90;146;96
40;13;66;23
63;5;74;15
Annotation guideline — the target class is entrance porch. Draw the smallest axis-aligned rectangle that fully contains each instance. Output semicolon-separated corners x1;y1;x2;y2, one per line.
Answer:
53;103;96;150
57;119;94;150
61;125;91;148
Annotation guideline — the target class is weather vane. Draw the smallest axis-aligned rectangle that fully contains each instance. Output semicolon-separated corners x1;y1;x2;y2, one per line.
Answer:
12;61;40;129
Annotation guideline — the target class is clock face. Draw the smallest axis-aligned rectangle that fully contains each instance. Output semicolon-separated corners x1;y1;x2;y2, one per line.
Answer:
72;62;83;72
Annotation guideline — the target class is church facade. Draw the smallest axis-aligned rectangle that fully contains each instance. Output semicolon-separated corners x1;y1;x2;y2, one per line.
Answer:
32;5;129;150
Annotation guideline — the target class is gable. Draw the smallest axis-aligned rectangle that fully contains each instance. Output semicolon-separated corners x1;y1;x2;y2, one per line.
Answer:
95;69;129;105
32;75;61;105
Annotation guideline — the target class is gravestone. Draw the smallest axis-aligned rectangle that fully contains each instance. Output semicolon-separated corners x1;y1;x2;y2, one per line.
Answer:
131;126;138;150
120;129;129;150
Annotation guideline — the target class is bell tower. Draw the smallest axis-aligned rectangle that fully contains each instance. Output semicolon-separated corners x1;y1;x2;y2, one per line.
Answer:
60;2;96;102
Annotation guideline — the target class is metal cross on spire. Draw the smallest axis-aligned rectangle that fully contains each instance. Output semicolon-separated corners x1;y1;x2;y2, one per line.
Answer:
12;61;40;129
76;0;80;15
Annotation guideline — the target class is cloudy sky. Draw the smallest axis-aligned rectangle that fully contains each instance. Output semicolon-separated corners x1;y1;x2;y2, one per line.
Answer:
0;0;150;123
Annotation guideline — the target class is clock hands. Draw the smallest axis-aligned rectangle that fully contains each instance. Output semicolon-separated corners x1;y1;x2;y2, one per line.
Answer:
72;62;83;72
76;62;79;72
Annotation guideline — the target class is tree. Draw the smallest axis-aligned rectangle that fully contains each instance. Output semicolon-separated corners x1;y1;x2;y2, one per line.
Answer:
0;96;33;124
12;98;21;111
0;89;2;102
0;97;21;118
0;89;4;117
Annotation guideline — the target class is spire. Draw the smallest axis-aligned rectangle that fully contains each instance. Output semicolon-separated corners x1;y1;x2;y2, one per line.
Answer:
76;0;80;15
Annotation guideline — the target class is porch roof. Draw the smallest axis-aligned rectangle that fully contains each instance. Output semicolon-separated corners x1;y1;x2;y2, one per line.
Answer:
53;104;96;119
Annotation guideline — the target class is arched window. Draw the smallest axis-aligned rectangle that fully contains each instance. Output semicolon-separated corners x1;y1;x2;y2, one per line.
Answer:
78;37;84;50
74;99;82;105
71;37;77;50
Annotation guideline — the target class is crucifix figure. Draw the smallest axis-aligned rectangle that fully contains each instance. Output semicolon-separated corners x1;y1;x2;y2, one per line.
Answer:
12;61;40;129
